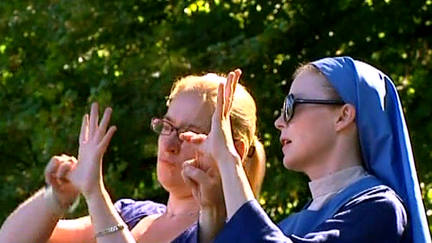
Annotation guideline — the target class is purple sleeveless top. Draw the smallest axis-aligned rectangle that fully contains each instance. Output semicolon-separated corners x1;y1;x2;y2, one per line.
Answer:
114;199;198;243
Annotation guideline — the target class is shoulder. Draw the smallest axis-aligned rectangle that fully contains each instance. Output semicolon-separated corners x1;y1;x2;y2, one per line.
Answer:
339;185;408;235
114;198;167;214
114;199;167;229
344;185;406;213
307;185;409;242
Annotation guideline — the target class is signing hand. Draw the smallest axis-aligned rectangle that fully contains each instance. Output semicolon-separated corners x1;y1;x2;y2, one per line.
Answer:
181;152;225;209
66;103;117;199
179;69;242;164
44;154;80;207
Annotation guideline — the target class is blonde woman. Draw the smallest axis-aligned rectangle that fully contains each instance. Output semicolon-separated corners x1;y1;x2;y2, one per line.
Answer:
0;72;265;243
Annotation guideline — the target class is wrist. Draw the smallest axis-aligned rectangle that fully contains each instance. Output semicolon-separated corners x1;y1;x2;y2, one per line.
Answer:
200;205;227;222
81;179;106;199
216;150;242;167
44;186;80;216
84;185;109;206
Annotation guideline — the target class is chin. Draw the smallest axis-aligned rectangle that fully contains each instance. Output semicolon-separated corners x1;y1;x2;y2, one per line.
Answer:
157;172;186;191
282;158;303;172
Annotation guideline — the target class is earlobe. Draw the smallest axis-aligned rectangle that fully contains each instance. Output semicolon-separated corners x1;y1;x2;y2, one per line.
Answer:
335;104;356;132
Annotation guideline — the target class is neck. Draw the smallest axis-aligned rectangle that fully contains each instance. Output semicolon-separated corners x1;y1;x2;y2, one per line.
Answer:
165;192;200;216
306;138;363;181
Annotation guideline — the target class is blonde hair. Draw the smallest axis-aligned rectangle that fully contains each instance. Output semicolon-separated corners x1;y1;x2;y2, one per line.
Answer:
167;73;266;197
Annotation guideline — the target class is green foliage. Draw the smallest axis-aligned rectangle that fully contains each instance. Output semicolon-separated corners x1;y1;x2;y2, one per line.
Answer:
1;0;431;232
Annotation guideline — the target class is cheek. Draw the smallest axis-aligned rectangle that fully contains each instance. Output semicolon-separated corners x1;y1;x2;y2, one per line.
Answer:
291;111;334;148
298;117;335;153
157;135;166;148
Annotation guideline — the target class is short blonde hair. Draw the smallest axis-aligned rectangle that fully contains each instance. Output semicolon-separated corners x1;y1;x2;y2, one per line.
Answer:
167;73;266;197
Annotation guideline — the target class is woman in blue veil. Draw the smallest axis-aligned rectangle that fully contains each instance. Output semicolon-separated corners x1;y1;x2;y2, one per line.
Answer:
311;57;430;243
181;56;430;242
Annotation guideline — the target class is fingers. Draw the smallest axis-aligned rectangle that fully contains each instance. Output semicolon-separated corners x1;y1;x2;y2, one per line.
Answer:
181;166;198;188
229;69;241;113
181;168;201;200
224;69;241;117
56;160;74;184
60;154;77;163
94;107;113;142
98;126;117;153
182;164;211;187
214;83;225;122
89;103;99;138
183;158;198;168
45;156;62;186
45;155;77;187
181;159;199;194
224;72;234;117
79;114;89;144
82;103;115;146
179;132;207;144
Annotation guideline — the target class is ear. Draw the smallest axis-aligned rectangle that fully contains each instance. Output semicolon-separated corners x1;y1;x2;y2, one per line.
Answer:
234;139;247;162
334;104;356;132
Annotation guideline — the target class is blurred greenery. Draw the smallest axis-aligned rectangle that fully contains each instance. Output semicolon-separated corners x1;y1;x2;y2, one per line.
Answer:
1;0;431;233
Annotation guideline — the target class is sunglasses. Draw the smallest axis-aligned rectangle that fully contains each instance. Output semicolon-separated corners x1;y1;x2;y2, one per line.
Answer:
282;94;345;123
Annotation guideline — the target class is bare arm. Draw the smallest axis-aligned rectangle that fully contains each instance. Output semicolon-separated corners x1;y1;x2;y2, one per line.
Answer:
215;154;254;220
0;188;60;243
198;205;226;242
49;217;94;243
0;187;95;243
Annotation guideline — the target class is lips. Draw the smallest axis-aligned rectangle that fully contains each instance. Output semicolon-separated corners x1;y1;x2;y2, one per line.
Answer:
280;138;292;146
159;158;176;166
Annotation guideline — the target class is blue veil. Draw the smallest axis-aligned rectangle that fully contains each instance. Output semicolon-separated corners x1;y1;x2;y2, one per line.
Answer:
312;56;430;243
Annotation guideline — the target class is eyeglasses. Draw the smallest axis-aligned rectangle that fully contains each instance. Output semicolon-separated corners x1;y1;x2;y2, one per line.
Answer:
151;118;204;136
282;94;345;123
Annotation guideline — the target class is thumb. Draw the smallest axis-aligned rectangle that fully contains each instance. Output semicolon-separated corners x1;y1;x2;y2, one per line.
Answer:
182;164;211;187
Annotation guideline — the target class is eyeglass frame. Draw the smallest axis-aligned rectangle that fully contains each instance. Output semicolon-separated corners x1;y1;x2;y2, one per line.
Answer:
282;93;345;123
150;117;208;137
151;117;243;143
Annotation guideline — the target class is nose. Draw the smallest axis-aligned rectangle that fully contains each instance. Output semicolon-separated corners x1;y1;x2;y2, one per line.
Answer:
274;114;286;131
162;132;182;154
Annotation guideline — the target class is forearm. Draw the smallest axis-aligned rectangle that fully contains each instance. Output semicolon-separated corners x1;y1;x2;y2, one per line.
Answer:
198;206;226;243
85;187;135;243
217;153;255;220
0;188;62;243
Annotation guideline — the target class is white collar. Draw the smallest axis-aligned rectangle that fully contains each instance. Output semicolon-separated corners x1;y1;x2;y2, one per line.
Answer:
307;165;368;210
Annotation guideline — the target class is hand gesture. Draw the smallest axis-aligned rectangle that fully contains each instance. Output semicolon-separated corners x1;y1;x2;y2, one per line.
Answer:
181;152;225;209
44;154;80;207
179;69;242;164
180;69;241;212
66;103;117;199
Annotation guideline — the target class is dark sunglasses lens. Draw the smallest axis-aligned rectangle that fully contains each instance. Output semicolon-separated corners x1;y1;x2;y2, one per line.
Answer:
283;94;294;123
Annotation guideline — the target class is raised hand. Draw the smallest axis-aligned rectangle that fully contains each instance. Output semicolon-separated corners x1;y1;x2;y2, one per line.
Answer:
179;69;242;164
180;69;241;208
44;154;80;207
66;103;117;199
179;69;242;242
